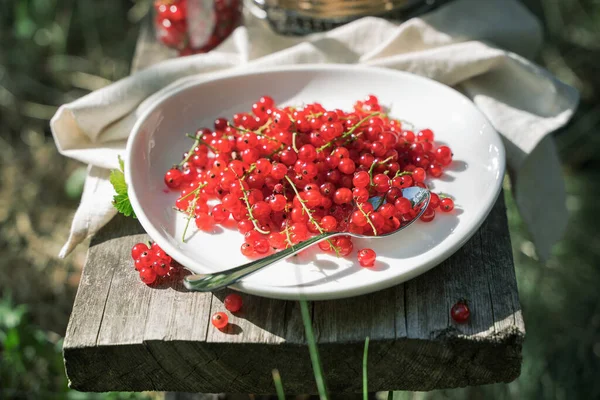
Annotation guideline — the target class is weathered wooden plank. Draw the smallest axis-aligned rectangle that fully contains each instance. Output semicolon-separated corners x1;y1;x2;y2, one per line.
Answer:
62;15;524;394
313;286;398;343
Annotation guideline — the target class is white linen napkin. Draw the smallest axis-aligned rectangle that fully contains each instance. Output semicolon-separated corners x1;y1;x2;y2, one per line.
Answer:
51;0;578;261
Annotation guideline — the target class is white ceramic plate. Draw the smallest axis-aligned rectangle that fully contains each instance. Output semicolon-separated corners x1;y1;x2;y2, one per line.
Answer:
126;65;505;300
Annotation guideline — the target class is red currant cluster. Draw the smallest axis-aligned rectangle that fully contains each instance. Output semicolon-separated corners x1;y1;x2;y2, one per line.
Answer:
153;0;241;56
163;95;456;265
211;293;243;329
131;241;181;284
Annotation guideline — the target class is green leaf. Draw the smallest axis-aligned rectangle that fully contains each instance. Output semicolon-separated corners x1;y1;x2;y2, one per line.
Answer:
109;168;127;195
118;155;125;171
110;156;136;219
113;193;136;218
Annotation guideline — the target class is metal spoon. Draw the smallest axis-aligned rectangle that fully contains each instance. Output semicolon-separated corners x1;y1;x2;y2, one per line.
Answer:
183;186;430;292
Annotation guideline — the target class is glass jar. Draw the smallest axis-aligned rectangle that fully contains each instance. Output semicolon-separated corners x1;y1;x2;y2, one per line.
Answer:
154;0;243;56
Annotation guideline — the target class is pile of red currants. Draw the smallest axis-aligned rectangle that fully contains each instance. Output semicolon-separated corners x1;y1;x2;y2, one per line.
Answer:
131;241;181;284
163;95;456;268
153;0;241;56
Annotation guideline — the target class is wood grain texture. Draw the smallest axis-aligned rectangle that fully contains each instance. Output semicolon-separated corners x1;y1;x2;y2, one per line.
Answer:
62;17;524;394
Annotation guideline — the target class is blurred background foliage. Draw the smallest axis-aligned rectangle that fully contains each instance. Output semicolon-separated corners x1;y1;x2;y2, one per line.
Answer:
0;0;599;399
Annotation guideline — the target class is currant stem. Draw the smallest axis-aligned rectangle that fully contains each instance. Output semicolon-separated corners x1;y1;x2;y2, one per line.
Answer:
239;178;270;235
182;189;201;242
282;222;295;249
268;144;285;158
184;133;217;155
292;131;299;153
394;170;412;178
284;175;341;257
317;112;380;152
179;136;200;166
179;184;206;200
357;201;378;236
368;155;395;185
241;163;257;179
228;122;278;143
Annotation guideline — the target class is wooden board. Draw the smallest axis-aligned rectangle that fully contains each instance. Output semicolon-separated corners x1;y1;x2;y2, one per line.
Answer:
62;17;524;394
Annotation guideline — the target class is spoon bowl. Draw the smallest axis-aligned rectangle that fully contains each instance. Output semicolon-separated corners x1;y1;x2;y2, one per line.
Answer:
184;186;430;292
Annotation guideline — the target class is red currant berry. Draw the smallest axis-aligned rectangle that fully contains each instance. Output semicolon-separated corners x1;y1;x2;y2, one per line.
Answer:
440;197;455;212
254;238;270;254
368;212;386;232
211;312;229;329
336;237;354;256
304;190;322;208
338;158;356;174
352;171;370;188
353;187;369;203
152;259;170;277
435;146;453;166
268;232;287;249
357;248;376;267
372;174;390;193
451;301;470;323
164;168;183;189
131;243;149;260
417;129;434;142
320;215;337;232
269;194;286;211
385;187;402;204
394;197;412;214
273;110;291;130
139;267;157;285
259;95;275;108
251;201;271;220
195;213;215;230
211;204;230;223
333;188;352;205
412;167;426;183
298;144;317;162
224;293;243;312
270;163;288;179
420;207;435;222
241;242;255;257
428;164;443;178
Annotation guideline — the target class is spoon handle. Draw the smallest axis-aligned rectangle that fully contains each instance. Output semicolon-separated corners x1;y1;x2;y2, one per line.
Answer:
183;232;336;292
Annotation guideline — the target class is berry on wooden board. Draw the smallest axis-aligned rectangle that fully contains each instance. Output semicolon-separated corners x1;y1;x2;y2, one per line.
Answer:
211;312;229;329
451;301;471;324
224;293;243;312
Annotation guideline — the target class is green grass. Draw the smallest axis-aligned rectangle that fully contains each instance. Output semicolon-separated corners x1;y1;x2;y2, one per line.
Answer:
300;299;329;399
272;369;286;400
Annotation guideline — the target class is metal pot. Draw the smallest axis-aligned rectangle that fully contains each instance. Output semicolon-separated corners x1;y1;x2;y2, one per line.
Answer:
247;0;454;35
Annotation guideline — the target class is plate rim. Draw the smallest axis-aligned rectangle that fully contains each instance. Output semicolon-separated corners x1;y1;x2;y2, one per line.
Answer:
125;64;506;300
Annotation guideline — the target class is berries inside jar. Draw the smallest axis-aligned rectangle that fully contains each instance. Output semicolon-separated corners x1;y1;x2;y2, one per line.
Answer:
153;0;242;56
164;94;457;267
